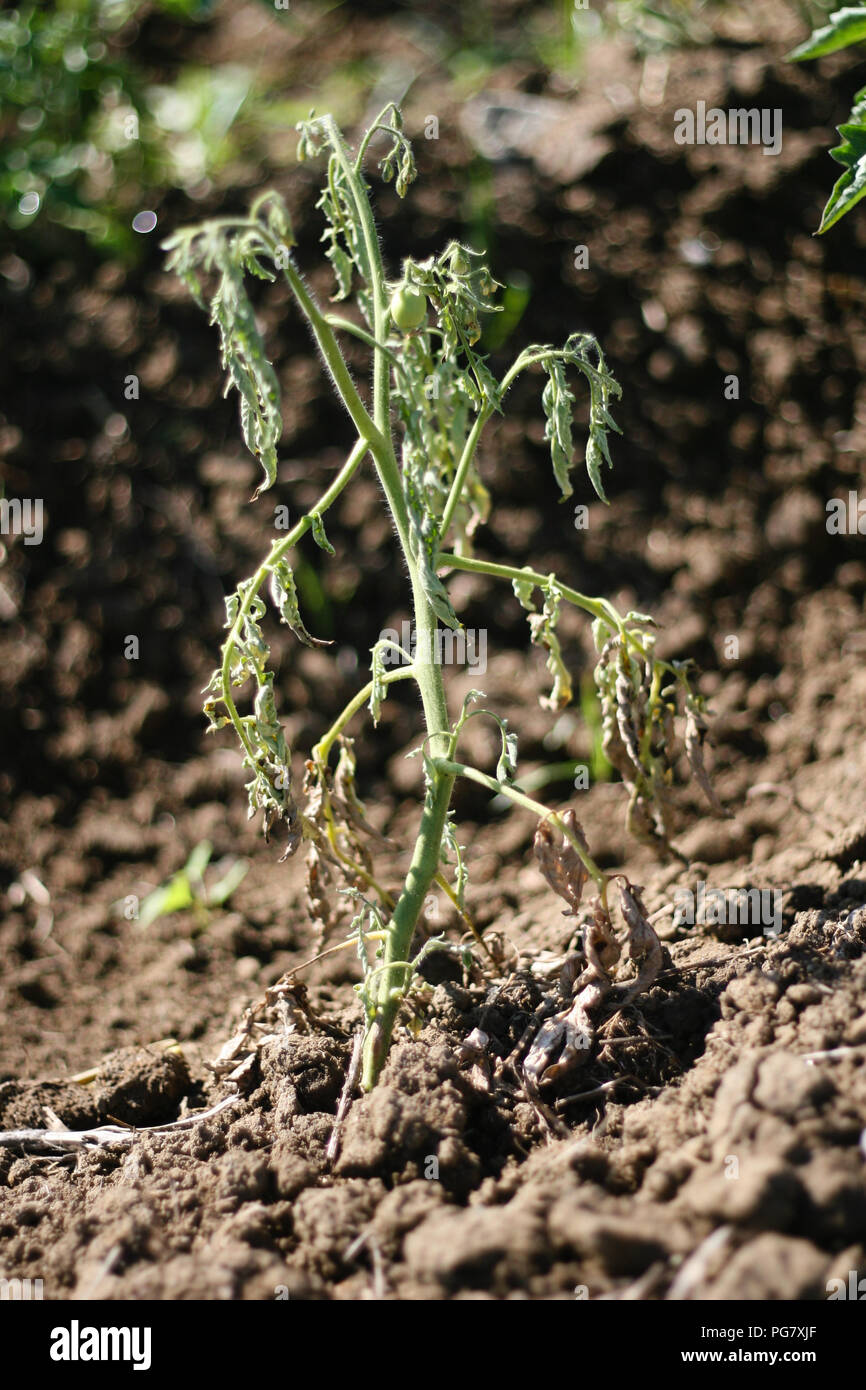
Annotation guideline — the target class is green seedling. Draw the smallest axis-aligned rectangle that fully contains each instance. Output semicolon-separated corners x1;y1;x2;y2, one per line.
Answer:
138;841;248;930
164;106;721;1089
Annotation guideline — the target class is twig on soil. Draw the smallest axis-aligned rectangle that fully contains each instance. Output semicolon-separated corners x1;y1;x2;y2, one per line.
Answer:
326;1030;364;1164
658;940;767;981
519;1073;570;1140
344;1228;389;1299
665;1225;735;1301
554;1073;657;1112
594;1260;670;1301
802;1043;866;1063
0;1094;239;1153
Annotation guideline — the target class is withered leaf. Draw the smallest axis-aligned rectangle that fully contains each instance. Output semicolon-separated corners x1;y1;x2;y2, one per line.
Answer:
533;809;590;914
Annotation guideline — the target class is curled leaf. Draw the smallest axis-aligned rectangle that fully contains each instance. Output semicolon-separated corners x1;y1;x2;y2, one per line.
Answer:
311;513;335;555
496;726;519;784
533;810;590;915
368;641;388;726
270;559;332;648
684;697;727;816
617;880;662;1002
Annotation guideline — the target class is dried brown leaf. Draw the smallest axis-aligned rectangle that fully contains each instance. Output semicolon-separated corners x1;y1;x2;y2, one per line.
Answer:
533;810;590;913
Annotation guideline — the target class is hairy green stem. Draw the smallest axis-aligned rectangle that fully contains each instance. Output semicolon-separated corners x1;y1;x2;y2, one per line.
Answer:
297;118;456;1088
431;756;607;896
313;665;417;764
325;314;401;367
438;408;491;548
218;436;369;758
436;552;624;631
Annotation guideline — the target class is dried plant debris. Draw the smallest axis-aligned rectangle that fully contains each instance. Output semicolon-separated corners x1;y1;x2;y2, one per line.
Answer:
533;811;590;915
593;631;728;854
300;739;393;944
523;879;663;1090
210;976;321;1082
0;1096;239;1155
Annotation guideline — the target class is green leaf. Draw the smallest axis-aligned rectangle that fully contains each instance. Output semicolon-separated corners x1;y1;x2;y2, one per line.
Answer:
270;558;332;647
528;579;573;712
585;435;609;505
538;337;621;503
311;512;335;555
368;641;389;725
542;358;576;498
415;554;461;630
164;213;284;499
495;725;519;784
185;840;213;887
138;873;195;929
591;616;611;652
208;857;249;906
788;7;866;60
512;568;538;612
403;463;461;630
253;672;287;760
818;108;866;231
324;236;353;301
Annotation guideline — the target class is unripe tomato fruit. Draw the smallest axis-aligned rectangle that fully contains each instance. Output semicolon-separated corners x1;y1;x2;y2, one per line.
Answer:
390;284;427;331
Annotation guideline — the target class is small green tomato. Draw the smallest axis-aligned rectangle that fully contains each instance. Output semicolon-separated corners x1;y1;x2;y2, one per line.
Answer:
390;284;427;331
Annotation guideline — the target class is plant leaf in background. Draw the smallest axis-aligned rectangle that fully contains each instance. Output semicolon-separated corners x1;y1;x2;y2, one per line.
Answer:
788;6;866;60
138;841;248;928
789;8;866;231
138;870;196;930
208;856;250;907
818;98;866;232
1;0;270;253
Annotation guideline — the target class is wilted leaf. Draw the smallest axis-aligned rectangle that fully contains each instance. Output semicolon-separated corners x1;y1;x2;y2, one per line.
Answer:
533;810;590;914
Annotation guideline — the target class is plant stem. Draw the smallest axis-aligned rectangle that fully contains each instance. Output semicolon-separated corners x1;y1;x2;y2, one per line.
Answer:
278;259;391;468
301;119;456;1089
218;437;369;756
325;313;401;367
431;756;608;896
360;759;453;1088
436;552;624;630
313;665;417;764
438;407;491;547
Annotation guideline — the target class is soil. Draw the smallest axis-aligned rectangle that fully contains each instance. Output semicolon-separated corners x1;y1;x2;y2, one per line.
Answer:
1;0;865;1301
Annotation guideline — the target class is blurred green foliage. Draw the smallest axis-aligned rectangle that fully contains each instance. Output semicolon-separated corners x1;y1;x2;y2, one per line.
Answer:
138;839;248;929
0;0;258;254
2;0;840;260
603;0;835;50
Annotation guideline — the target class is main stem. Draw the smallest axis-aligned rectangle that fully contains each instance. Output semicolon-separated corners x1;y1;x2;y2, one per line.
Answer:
319;120;454;1089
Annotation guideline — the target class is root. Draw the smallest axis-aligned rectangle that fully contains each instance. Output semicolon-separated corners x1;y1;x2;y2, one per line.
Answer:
0;1095;239;1155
